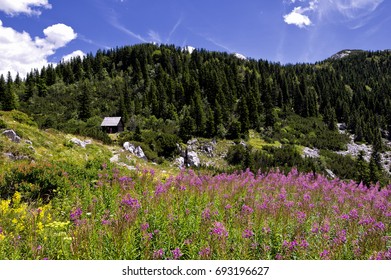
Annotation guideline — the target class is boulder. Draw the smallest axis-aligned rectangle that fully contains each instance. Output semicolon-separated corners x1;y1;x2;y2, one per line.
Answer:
123;142;147;160
134;146;147;160
174;157;185;169
123;142;135;153
186;151;200;167
201;142;215;157
2;130;21;143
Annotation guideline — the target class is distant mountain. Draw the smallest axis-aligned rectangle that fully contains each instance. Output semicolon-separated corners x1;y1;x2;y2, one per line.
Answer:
182;45;195;54
329;49;364;60
234;53;247;60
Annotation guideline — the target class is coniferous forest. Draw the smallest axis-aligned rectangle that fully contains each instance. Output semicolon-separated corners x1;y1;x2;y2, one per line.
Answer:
1;44;391;184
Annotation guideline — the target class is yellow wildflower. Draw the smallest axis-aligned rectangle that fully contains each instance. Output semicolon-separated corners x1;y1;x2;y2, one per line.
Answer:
0;199;10;215
0;233;5;241
12;191;21;205
37;222;44;233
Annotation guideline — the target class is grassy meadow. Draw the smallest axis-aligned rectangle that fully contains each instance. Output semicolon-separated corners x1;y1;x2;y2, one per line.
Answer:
0;111;390;260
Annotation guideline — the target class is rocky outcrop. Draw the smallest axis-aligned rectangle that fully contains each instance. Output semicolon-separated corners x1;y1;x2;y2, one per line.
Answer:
2;130;21;143
302;147;320;158
70;138;92;148
123;142;147;160
4;152;29;161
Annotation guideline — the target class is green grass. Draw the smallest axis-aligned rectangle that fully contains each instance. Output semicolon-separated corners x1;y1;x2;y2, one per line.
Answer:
247;130;281;150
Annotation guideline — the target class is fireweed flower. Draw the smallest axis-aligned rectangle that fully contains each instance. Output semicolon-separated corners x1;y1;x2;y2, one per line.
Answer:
320;250;330;259
121;194;141;209
300;239;309;249
242;229;254;238
153;249;165;259
296;211;306;224
201;208;211;220
70;208;82;224
349;209;359;220
199;247;211;258
241;204;254;215
210;222;228;239
140;223;149;231
171;248;183;260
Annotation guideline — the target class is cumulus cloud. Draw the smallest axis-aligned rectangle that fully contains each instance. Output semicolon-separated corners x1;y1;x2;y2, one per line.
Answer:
62;50;86;62
284;7;312;28
0;21;77;77
0;0;52;16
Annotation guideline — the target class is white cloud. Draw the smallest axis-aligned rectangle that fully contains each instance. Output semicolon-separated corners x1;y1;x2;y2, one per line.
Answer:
318;0;384;20
0;0;52;16
284;0;384;28
62;50;86;62
284;7;312;28
0;20;77;77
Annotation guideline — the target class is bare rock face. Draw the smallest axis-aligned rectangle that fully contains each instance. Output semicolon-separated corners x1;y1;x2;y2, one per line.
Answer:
2;130;21;143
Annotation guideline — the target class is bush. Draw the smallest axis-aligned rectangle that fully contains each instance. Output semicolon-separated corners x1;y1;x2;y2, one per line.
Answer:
226;144;248;166
0;162;69;201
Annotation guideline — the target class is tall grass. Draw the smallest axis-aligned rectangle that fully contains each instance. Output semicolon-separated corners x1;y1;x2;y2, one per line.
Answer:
1;165;390;260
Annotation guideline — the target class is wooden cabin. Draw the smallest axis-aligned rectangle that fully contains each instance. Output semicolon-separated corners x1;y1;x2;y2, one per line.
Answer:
101;117;124;133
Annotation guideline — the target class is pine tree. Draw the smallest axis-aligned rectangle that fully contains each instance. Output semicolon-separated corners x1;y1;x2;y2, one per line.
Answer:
0;74;5;110
179;106;196;141
355;151;370;186
78;79;92;121
3;72;18;111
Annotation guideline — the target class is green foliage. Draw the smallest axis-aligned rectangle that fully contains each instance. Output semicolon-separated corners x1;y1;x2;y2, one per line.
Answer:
0;119;6;129
226;144;248;166
0;162;69;201
9;110;37;127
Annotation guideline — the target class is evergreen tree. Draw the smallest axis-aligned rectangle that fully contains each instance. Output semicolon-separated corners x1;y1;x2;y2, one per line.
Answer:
355;151;370;186
179;106;196;141
0;74;5;110
3;72;18;111
78;79;93;121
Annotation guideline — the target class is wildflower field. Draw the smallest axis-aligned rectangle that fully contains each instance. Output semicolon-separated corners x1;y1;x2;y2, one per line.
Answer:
1;161;390;260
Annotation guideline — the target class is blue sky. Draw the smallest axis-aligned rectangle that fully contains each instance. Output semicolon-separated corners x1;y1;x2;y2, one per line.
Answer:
0;0;390;77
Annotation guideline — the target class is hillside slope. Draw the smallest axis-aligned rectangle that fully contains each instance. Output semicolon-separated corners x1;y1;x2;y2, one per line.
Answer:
1;111;391;260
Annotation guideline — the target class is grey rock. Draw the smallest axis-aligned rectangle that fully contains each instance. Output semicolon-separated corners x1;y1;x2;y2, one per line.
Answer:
134;146;147;160
325;169;336;179
123;142;147;160
25;140;33;145
302;147;320;158
201;142;215;157
123;142;135;153
2;130;21;143
174;157;185;168
70;138;91;148
186;151;200;167
4;152;29;161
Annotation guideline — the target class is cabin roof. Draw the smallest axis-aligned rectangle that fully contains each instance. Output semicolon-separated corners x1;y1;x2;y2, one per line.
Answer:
101;117;122;127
